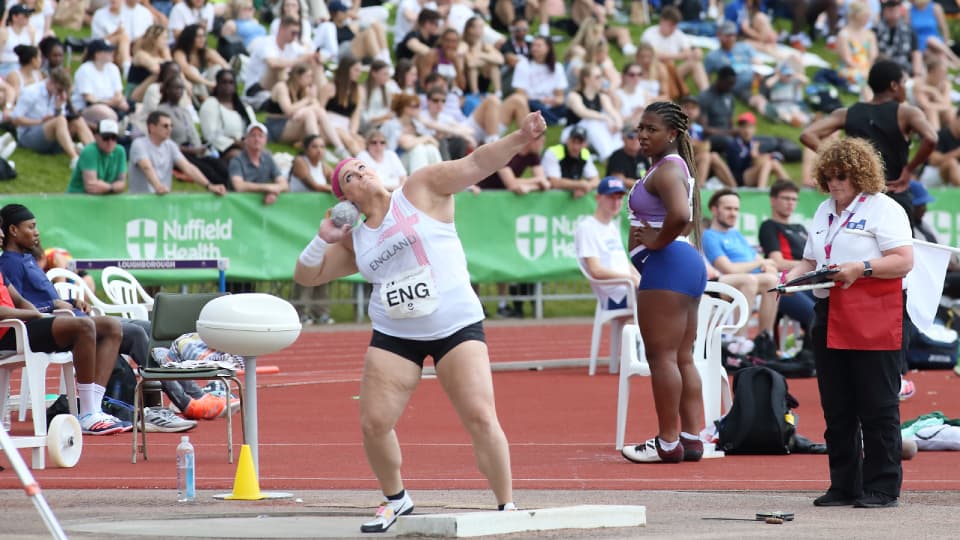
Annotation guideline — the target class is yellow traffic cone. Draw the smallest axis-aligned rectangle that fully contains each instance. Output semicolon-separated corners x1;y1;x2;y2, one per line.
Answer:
224;445;265;500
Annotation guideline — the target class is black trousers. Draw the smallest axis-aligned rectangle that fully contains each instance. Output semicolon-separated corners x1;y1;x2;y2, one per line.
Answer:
812;298;903;498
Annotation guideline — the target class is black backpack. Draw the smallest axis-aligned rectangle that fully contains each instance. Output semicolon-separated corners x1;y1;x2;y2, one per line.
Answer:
717;366;798;454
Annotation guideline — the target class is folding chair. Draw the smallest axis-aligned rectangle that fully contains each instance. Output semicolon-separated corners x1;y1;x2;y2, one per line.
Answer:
132;292;245;464
577;259;637;376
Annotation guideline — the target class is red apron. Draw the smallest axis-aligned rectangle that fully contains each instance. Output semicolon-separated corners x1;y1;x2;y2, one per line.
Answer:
827;277;903;351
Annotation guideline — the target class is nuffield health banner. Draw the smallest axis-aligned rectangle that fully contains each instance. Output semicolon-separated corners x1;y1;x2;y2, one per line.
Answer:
6;189;959;284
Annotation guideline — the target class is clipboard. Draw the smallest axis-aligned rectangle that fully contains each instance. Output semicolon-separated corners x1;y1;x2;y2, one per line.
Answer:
768;267;840;294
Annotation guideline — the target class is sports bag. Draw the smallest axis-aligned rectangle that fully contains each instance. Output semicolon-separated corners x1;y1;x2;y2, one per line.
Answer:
717;366;797;454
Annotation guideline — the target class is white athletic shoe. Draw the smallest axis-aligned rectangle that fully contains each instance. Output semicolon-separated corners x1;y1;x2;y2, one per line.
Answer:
360;492;414;533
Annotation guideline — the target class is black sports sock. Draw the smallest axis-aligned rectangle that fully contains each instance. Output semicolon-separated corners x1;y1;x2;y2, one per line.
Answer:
386;490;405;501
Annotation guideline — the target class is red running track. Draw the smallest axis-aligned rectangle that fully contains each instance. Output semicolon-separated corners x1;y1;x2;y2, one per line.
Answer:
2;321;959;492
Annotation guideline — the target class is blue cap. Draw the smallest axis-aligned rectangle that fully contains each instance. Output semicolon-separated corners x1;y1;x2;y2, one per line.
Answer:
329;0;350;12
598;176;627;195
908;180;935;206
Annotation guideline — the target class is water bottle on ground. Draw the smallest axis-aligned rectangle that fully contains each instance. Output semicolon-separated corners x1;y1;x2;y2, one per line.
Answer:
176;435;196;502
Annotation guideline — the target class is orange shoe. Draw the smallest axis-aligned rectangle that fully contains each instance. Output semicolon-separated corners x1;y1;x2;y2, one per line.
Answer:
183;393;226;420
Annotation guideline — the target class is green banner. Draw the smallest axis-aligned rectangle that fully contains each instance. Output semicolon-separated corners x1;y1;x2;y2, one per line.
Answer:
5;189;959;284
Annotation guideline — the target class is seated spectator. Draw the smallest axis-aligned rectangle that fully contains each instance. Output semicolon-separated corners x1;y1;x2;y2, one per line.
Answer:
66;119;127;194
169;0;216;42
244;16;324;103
499;16;529;96
615;62;651;130
199;69;255;164
702;188;779;359
542;126;600;198
912;55;955;131
418;28;467;92
875;0;922;77
21;0;54;41
761;61;810;127
173;24;228;102
264;63;347;154
564;63;623;161
605;125;649;190
128;110;226;195
360;59;400;131
908;0;960;70
631;43;672;105
36;244;96;293
4;44;41;107
38;35;63;76
494;0;553;39
356;128;406;191
639;6;708;93
220;0;268;49
155;79;231;189
393;7;441;64
737;0;794;61
837;1;877;98
0;5;37;78
90;0;132;73
269;0;313;48
228;122;289;205
127;25;172;100
564;18;628;92
70;39;128;125
725;112;791;188
289;134;334;192
394;58;419;95
478;134;550;193
328;0;391;65
420;72;528;147
697;66;737;154
511;36;567;125
419;87;478;157
575;176;639;310
463;16;505;96
380;92;443;173
703;21;768;113
445;0;505;51
11;68;93;169
679;96;736;188
320;57;366;156
570;0;633;53
928;108;960;186
120;0;155;43
129;60;194;135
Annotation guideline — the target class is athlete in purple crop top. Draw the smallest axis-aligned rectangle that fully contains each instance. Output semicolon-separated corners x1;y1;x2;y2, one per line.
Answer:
620;101;708;465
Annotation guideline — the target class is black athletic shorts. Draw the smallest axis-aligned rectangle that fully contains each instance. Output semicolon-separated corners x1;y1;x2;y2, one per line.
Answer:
0;316;70;353
369;321;486;367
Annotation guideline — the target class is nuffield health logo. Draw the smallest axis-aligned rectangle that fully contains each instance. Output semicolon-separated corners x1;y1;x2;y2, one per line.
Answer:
515;215;547;260
125;218;233;259
126;219;158;258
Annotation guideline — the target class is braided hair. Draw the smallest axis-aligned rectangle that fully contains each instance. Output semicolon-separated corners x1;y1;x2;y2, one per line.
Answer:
643;101;703;249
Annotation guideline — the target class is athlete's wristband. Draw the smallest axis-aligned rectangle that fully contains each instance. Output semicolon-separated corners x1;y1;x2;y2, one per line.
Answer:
298;235;329;266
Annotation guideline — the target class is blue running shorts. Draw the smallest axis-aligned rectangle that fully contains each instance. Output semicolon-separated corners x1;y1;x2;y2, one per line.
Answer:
630;240;707;298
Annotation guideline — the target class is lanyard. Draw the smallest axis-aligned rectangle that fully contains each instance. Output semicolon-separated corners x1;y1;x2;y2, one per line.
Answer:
824;194;867;261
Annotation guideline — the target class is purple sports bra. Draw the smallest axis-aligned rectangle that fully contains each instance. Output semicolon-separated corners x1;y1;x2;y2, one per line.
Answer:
628;154;694;228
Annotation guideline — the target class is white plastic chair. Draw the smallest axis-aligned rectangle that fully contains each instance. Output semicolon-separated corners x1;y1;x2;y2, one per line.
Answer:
0;320;77;469
46;268;149;321
577;259;637;376
615;281;749;450
101;266;154;317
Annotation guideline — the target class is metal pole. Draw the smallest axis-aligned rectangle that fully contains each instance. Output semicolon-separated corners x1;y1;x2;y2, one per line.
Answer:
242;355;259;475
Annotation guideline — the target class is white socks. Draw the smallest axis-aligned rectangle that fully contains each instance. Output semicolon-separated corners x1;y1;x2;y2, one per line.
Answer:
658;437;679;451
77;382;106;417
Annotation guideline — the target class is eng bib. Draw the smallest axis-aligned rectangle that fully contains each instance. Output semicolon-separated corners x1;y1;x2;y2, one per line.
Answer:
380;265;440;319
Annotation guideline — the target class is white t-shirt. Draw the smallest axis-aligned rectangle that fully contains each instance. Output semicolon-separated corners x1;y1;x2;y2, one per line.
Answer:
71;61;124;111
269;17;312;46
120;3;155;42
393;0;436;40
91;7;122;39
802;192;912;298
243;35;306;88
357;149;407;190
616;86;649;118
511;57;567;101
640;25;692;57
575;216;632;305
9;0;52;38
168;2;215;41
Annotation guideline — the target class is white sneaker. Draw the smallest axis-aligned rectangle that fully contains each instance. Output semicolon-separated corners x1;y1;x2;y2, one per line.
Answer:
69;155;79;170
79;411;128;435
0;141;16;159
0;132;13;147
622;43;637;56
360;491;414;533
144;407;197;433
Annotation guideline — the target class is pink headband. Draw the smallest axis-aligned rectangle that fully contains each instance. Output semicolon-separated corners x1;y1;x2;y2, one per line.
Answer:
331;158;358;200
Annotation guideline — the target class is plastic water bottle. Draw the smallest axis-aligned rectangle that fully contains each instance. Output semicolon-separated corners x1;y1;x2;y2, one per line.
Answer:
176;436;196;502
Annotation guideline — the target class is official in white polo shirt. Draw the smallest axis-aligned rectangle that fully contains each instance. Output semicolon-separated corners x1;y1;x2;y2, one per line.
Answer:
783;138;913;509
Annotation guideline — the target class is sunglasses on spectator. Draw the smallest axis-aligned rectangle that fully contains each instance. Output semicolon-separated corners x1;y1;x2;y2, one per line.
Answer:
429;98;445;103
100;134;117;141
625;71;642;77
368;140;387;145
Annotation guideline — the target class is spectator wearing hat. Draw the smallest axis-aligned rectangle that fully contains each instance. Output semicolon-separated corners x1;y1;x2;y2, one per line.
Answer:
703;20;767;113
928;108;960;186
71;39;129;126
10;67;94;169
542;125;599;198
604;125;650;190
128;110;227;195
639;6;708;93
229;122;288;205
761;61;811;127
725;111;791;188
575;176;640;311
909;180;960;299
0;4;36;77
66;119;128;194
